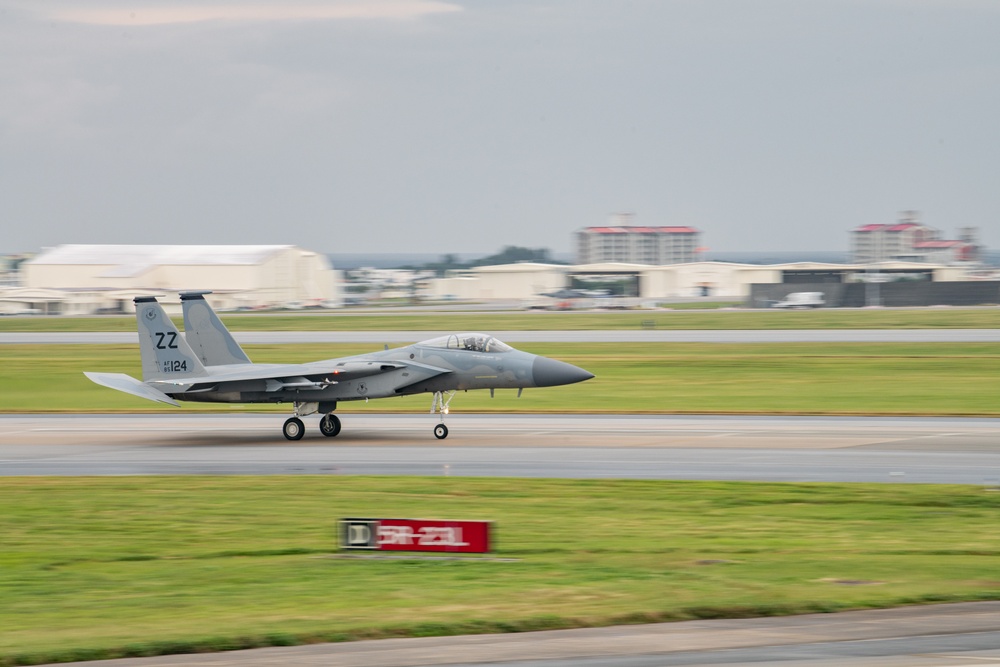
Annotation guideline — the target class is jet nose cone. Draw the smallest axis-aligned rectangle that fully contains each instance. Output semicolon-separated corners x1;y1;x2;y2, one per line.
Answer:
531;356;595;387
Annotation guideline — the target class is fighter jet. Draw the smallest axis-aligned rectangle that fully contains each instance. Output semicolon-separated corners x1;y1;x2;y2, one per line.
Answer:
85;293;594;440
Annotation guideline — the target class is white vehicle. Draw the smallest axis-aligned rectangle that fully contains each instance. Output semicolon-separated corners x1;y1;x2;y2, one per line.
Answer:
772;292;825;309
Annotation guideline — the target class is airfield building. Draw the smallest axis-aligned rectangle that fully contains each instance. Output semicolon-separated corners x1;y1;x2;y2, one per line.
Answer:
850;212;980;265
8;244;341;315
421;260;969;304
575;225;701;265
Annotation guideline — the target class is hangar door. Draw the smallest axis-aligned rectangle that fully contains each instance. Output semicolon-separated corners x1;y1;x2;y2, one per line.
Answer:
781;270;847;284
569;272;641;297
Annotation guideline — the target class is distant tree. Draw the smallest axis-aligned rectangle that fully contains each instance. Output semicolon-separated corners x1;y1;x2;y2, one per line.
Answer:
417;253;465;277
472;246;558;266
398;246;563;276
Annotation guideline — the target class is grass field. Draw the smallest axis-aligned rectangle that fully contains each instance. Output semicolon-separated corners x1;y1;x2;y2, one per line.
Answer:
1;307;999;332
4;316;1000;665
3;477;1000;664
2;342;999;415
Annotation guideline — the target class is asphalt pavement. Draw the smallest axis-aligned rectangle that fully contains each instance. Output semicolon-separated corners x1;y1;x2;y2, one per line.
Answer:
4;414;1000;483
44;602;1000;667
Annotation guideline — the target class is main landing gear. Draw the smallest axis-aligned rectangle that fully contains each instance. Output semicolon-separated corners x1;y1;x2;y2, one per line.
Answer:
283;417;305;441
319;413;342;437
282;401;341;441
281;395;456;441
282;413;341;441
430;390;455;440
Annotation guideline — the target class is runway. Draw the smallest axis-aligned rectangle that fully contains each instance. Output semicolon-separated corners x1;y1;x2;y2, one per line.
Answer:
4;413;1000;483
4;328;1000;344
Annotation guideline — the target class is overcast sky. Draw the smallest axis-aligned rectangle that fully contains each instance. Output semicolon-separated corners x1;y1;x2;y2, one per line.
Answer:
2;0;998;256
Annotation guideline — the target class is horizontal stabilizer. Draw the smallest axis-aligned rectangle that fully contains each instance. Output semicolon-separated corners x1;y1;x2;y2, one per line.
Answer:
83;372;181;407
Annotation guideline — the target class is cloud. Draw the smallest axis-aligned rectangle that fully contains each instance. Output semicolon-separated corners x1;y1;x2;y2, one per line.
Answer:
40;1;462;26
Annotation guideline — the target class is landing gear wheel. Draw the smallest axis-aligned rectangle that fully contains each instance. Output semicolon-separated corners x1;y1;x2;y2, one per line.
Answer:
434;423;449;440
283;417;305;441
320;413;341;438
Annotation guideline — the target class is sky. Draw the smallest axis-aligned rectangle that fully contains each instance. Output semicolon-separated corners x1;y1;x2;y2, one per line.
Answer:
1;0;998;256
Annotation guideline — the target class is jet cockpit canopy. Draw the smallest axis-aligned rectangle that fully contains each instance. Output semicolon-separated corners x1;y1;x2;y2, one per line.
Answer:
419;333;512;353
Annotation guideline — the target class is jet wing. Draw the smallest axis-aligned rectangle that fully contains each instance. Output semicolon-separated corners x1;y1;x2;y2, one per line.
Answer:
84;372;181;407
146;359;449;390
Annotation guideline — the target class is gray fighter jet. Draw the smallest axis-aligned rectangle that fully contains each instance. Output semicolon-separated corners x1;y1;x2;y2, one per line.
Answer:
85;293;594;440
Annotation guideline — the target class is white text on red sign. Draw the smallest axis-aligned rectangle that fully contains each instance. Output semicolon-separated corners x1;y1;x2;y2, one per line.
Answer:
378;525;470;547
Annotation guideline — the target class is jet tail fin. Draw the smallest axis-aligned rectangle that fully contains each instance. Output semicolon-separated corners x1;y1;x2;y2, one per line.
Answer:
180;291;251;366
134;297;208;381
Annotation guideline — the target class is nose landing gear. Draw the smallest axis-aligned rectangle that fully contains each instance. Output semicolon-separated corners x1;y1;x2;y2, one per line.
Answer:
430;390;455;439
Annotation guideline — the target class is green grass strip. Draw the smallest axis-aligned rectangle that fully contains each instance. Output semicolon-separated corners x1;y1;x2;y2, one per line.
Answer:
3;342;999;415
2;477;1000;665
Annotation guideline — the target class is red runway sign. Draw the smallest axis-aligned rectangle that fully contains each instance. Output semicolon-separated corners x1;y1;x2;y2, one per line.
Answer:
340;518;492;553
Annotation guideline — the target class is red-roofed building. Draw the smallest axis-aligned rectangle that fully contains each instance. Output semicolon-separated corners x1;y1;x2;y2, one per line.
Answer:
851;212;979;264
856;224;886;232
576;219;702;264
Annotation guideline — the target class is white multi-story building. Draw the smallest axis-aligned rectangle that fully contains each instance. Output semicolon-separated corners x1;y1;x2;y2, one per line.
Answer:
851;212;979;264
576;225;701;264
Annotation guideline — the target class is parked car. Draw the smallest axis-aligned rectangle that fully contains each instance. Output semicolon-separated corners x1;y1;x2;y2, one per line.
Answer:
771;292;825;309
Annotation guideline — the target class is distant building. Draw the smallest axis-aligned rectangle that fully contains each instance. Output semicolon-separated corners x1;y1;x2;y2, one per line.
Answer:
850;211;979;264
0;254;29;288
427;263;567;301
576;221;701;265
422;260;968;302
8;244;341;315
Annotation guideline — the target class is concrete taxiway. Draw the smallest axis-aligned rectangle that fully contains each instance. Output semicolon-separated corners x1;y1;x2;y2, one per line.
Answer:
45;602;1000;667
